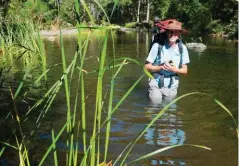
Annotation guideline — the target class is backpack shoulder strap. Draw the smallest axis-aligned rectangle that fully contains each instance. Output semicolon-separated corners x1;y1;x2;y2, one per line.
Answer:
157;44;163;57
152;43;163;64
177;39;183;66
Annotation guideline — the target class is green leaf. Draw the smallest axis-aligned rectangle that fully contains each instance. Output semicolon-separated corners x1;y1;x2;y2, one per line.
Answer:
127;144;211;165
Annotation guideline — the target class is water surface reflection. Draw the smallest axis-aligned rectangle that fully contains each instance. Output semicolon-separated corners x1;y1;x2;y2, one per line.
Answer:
145;101;186;165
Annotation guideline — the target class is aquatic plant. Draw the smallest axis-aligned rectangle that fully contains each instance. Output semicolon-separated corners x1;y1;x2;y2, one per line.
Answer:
0;20;46;88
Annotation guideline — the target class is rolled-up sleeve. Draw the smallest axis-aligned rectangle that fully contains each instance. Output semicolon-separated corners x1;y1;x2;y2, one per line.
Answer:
182;45;190;64
146;43;159;63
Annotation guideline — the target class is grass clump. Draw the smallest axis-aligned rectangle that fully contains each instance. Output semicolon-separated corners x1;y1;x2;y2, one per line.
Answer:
0;20;47;90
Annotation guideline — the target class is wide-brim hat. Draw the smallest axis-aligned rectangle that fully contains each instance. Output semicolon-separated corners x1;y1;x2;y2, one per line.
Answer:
156;19;187;33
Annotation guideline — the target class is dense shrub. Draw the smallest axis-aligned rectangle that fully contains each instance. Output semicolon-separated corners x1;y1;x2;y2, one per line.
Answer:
224;12;238;39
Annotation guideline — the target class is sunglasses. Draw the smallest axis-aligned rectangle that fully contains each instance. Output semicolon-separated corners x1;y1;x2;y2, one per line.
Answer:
167;30;182;36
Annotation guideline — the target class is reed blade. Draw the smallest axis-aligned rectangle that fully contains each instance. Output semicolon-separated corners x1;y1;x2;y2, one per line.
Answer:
127;144;211;165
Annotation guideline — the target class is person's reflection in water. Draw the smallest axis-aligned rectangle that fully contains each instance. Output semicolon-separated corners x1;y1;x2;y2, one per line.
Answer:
145;99;186;165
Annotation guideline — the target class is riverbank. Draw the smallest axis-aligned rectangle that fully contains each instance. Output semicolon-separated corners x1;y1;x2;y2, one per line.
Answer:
39;25;136;37
40;28;78;36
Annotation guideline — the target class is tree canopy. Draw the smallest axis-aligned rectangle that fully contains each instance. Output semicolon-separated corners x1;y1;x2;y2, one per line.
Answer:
0;0;238;38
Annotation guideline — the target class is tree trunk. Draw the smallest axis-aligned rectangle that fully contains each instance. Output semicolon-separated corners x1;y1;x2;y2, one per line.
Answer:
137;0;141;22
146;0;150;22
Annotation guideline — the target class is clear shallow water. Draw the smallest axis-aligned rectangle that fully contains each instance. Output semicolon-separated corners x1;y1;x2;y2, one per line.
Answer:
0;31;237;165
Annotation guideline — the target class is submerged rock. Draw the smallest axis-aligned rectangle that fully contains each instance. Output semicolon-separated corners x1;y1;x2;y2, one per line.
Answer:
185;42;207;52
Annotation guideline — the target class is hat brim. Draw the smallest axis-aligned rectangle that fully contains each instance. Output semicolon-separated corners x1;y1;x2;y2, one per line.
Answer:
164;27;187;33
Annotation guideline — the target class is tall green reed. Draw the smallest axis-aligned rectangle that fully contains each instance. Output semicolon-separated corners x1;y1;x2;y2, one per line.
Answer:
0;20;45;88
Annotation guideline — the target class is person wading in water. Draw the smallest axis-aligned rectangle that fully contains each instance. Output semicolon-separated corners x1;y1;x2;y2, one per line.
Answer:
145;19;190;104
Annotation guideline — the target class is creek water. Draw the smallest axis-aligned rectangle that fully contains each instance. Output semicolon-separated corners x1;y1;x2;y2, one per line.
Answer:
0;30;238;166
